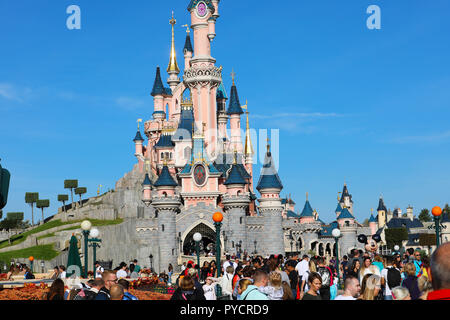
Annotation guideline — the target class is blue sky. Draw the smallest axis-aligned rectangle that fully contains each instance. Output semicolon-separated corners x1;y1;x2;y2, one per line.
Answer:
1;0;450;224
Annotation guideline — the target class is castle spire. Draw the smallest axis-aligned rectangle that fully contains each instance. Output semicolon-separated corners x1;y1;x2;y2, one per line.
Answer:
242;100;254;157
167;11;180;74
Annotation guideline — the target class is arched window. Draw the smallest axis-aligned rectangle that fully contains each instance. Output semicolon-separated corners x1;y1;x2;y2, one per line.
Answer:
184;146;191;160
162;224;165;232
345;221;350;227
240;217;243;224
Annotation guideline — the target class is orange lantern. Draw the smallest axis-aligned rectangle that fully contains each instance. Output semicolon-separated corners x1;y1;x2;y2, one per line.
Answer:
212;212;223;223
28;256;34;262
432;206;442;217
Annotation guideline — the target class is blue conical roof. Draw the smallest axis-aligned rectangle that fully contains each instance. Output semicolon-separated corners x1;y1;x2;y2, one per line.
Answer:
256;150;283;192
224;164;247;185
338;207;355;220
142;173;152;186
369;214;377;223
300;200;314;217
377;197;387;212
154;165;178;187
151;67;165;97
227;84;244;115
217;82;228;100
335;203;343;213
184;33;193;53
133;130;144;142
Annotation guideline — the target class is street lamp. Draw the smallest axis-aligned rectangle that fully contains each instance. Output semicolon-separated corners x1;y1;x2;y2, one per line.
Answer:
40;261;45;274
212;212;223;298
193;232;202;268
432;206;443;248
149;254;153;271
332;228;341;287
28;256;34;272
88;227;102;275
81;220;92;278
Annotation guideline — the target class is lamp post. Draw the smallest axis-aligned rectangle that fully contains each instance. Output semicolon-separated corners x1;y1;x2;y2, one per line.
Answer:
28;256;34;272
212;212;223;298
149;254;153;271
40;260;45;274
193;232;202;268
80;220;92;278
432;206;443;248
88;228;102;275
332;228;341;287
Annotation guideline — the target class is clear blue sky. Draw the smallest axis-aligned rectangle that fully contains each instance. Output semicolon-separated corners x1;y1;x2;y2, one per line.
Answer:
1;0;450;224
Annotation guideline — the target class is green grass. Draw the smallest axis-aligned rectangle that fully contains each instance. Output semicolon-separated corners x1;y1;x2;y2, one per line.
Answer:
0;244;59;262
0;218;124;250
37;233;55;240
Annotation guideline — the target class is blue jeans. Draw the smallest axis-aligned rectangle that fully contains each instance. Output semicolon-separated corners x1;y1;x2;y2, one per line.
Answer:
385;295;393;300
292;289;297;299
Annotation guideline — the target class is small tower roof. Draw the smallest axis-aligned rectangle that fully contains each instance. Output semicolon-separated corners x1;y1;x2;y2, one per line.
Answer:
184;31;193;53
216;82;228;100
224;163;247;186
335;203;343;213
142;173;152;186
339;184;353;203
133;130;144;142
300;199;314;217
151;67;166;97
154;165;178;187
338;207;355;220
377;196;387;212
227;84;244;115
369;214;377;223
155;133;175;148
256;144;283;191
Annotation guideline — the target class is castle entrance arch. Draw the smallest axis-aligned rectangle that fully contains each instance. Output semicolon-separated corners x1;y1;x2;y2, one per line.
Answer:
182;223;216;256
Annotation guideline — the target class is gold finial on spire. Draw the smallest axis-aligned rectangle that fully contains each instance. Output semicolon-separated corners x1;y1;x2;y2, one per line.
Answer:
167;11;180;73
242;100;254;157
137;119;142;130
181;24;190;33
306;192;309;201
371;208;374;215
231;69;236;85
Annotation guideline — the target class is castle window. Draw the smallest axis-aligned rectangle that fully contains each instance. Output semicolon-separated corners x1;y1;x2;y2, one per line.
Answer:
232;241;235;248
240;217;243;224
162;224;165;232
345;221;350;227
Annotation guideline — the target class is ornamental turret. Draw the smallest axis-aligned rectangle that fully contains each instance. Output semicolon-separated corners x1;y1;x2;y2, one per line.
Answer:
133;120;145;156
154;158;178;197
242;101;254;192
182;25;193;70
151;66;168;121
227;72;244;153
377;196;387;228
369;209;378;235
299;193;315;224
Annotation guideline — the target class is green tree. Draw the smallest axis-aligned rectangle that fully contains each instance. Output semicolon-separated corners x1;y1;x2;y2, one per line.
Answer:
64;180;78;209
418;209;432;222
58;194;69;213
75;187;87;208
2;212;24;244
385;227;409;249
36;199;50;224
25;192;39;226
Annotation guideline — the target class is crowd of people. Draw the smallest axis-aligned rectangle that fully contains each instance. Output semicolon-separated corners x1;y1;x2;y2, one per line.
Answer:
170;242;450;301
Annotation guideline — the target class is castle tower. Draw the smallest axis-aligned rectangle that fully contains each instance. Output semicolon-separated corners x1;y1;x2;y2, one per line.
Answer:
182;25;193;71
222;152;250;255
339;184;353;214
299;193;315;224
216;82;229;145
184;0;222;158
167;12;181;90
406;205;414;221
377;196;387;228
335;202;343;220
152;160;180;273
369;209;378;235
337;207;356;227
227;75;244;153
133;121;145;171
151;66;168;121
256;142;285;256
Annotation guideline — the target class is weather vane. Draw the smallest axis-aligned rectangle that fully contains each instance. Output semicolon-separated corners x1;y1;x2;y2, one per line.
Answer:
231;69;236;85
181;24;190;33
137;119;142;130
170;11;176;26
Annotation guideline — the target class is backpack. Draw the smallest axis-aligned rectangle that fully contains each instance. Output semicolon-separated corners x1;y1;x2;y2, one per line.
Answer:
387;267;401;289
317;266;331;288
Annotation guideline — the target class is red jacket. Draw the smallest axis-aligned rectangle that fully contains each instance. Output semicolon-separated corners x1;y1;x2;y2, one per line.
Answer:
427;289;450;300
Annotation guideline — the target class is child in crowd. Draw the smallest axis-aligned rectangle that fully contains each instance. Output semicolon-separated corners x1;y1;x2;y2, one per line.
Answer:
257;271;284;300
203;277;219;300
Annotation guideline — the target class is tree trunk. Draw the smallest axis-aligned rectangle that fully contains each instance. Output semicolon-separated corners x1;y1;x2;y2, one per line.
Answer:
79;195;82;208
31;203;34;226
63;201;66;213
41;208;44;224
71;189;74;209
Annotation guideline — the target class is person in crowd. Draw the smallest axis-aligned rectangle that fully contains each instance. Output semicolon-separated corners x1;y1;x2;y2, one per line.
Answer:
257;271;283;300
302;272;322;300
24;266;35;280
133;259;141;274
171;275;206;300
116;262;128;279
94;261;104;279
341;255;349;281
240;270;269;300
335;275;361;300
427;242;450;300
347;259;361;280
361;257;380;281
372;255;384;273
74;279;104;300
181;262;187;273
223;254;237;274
232;266;255;300
232;265;243;293
129;263;139;279
346;249;362;275
404;248;415;264
58;265;66;279
359;274;382;300
118;279;138;300
276;260;290;286
413;250;423;277
95;270;118;300
200;261;210;283
281;281;294;300
316;256;333;300
252;258;262;271
285;260;298;299
49;266;60;280
187;267;204;295
220;266;234;298
110;284;124;300
208;260;217;278
202;277;219;300
381;255;396;300
167;264;174;284
421;256;432;281
237;279;253;300
295;255;309;287
392;286;411;300
418;275;433;300
44;278;65;300
402;262;421;300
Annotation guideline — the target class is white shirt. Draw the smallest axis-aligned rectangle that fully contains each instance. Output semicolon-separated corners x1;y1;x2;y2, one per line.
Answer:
116;269;127;279
203;283;217;300
95;266;104;279
334;295;356;300
296;259;309;277
59;271;66;279
223;261;237;273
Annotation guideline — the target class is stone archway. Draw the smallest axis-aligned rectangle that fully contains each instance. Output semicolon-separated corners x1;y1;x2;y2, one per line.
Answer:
182;222;217;256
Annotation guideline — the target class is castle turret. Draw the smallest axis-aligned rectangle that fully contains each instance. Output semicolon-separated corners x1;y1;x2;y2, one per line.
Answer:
153;161;178;197
369;210;378;235
256;142;284;256
377;196;387;228
242;101;254;192
406;205;414;221
183;25;193;70
151;67;168;121
227;75;244;153
223;152;250;255
216;82;229;145
335;202;343;219
339;184;353;214
337;207;356;227
142;172;153;207
299;193;315;224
